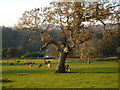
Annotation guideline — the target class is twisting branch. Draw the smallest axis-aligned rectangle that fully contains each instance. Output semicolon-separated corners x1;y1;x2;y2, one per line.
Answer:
98;19;107;30
95;3;107;31
40;42;52;50
40;40;62;52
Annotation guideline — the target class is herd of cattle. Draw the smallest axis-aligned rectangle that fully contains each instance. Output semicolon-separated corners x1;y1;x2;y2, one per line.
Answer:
7;60;71;72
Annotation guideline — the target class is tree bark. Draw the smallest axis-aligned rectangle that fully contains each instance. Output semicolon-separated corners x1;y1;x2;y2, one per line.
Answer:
55;51;67;73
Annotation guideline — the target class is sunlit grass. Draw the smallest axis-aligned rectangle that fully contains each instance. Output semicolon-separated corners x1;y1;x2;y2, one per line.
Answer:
1;59;119;88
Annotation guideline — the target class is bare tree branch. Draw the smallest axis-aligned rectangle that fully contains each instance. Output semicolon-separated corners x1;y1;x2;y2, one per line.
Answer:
40;40;62;52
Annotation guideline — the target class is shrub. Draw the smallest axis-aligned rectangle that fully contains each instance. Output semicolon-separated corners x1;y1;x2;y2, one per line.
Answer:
23;52;45;58
2;48;25;58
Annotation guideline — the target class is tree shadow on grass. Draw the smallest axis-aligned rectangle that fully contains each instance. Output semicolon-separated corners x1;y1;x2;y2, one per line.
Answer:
2;69;56;74
0;78;13;82
69;67;118;74
76;71;118;73
2;66;118;74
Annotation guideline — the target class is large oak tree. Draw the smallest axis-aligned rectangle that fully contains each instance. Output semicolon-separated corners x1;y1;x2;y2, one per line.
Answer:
16;1;118;73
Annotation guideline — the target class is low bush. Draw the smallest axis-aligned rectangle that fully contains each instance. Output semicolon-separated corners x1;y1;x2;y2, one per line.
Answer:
23;52;45;58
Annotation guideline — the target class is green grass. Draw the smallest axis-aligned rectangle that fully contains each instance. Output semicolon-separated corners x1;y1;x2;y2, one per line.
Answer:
1;59;119;88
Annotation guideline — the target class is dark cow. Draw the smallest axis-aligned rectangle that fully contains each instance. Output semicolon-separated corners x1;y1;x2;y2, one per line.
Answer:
38;63;42;68
24;62;32;65
16;61;20;63
24;62;35;65
44;60;51;64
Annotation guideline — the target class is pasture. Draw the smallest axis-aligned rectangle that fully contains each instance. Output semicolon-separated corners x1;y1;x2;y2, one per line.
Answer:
1;59;119;88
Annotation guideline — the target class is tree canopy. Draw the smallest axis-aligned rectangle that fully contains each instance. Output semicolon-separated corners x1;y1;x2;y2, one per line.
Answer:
15;1;119;73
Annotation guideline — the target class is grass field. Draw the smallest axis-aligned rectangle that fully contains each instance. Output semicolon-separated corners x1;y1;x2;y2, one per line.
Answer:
1;59;119;88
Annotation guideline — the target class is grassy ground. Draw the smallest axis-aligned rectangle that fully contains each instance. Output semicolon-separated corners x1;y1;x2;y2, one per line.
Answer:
1;59;119;88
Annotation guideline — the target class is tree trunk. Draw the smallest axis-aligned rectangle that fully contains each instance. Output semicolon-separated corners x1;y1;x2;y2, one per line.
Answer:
55;52;67;73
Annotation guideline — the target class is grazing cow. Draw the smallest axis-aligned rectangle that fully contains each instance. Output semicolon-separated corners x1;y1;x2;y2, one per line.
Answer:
38;63;42;68
16;61;20;63
9;63;14;65
65;64;71;72
47;63;51;70
44;60;51;64
24;62;32;65
24;62;28;65
30;64;33;67
88;60;91;64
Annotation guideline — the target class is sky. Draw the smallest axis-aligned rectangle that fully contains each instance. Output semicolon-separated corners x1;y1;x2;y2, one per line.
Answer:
0;0;52;26
0;0;118;26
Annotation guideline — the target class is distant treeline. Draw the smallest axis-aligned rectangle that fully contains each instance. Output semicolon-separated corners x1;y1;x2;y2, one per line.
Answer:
1;26;43;58
1;24;120;59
